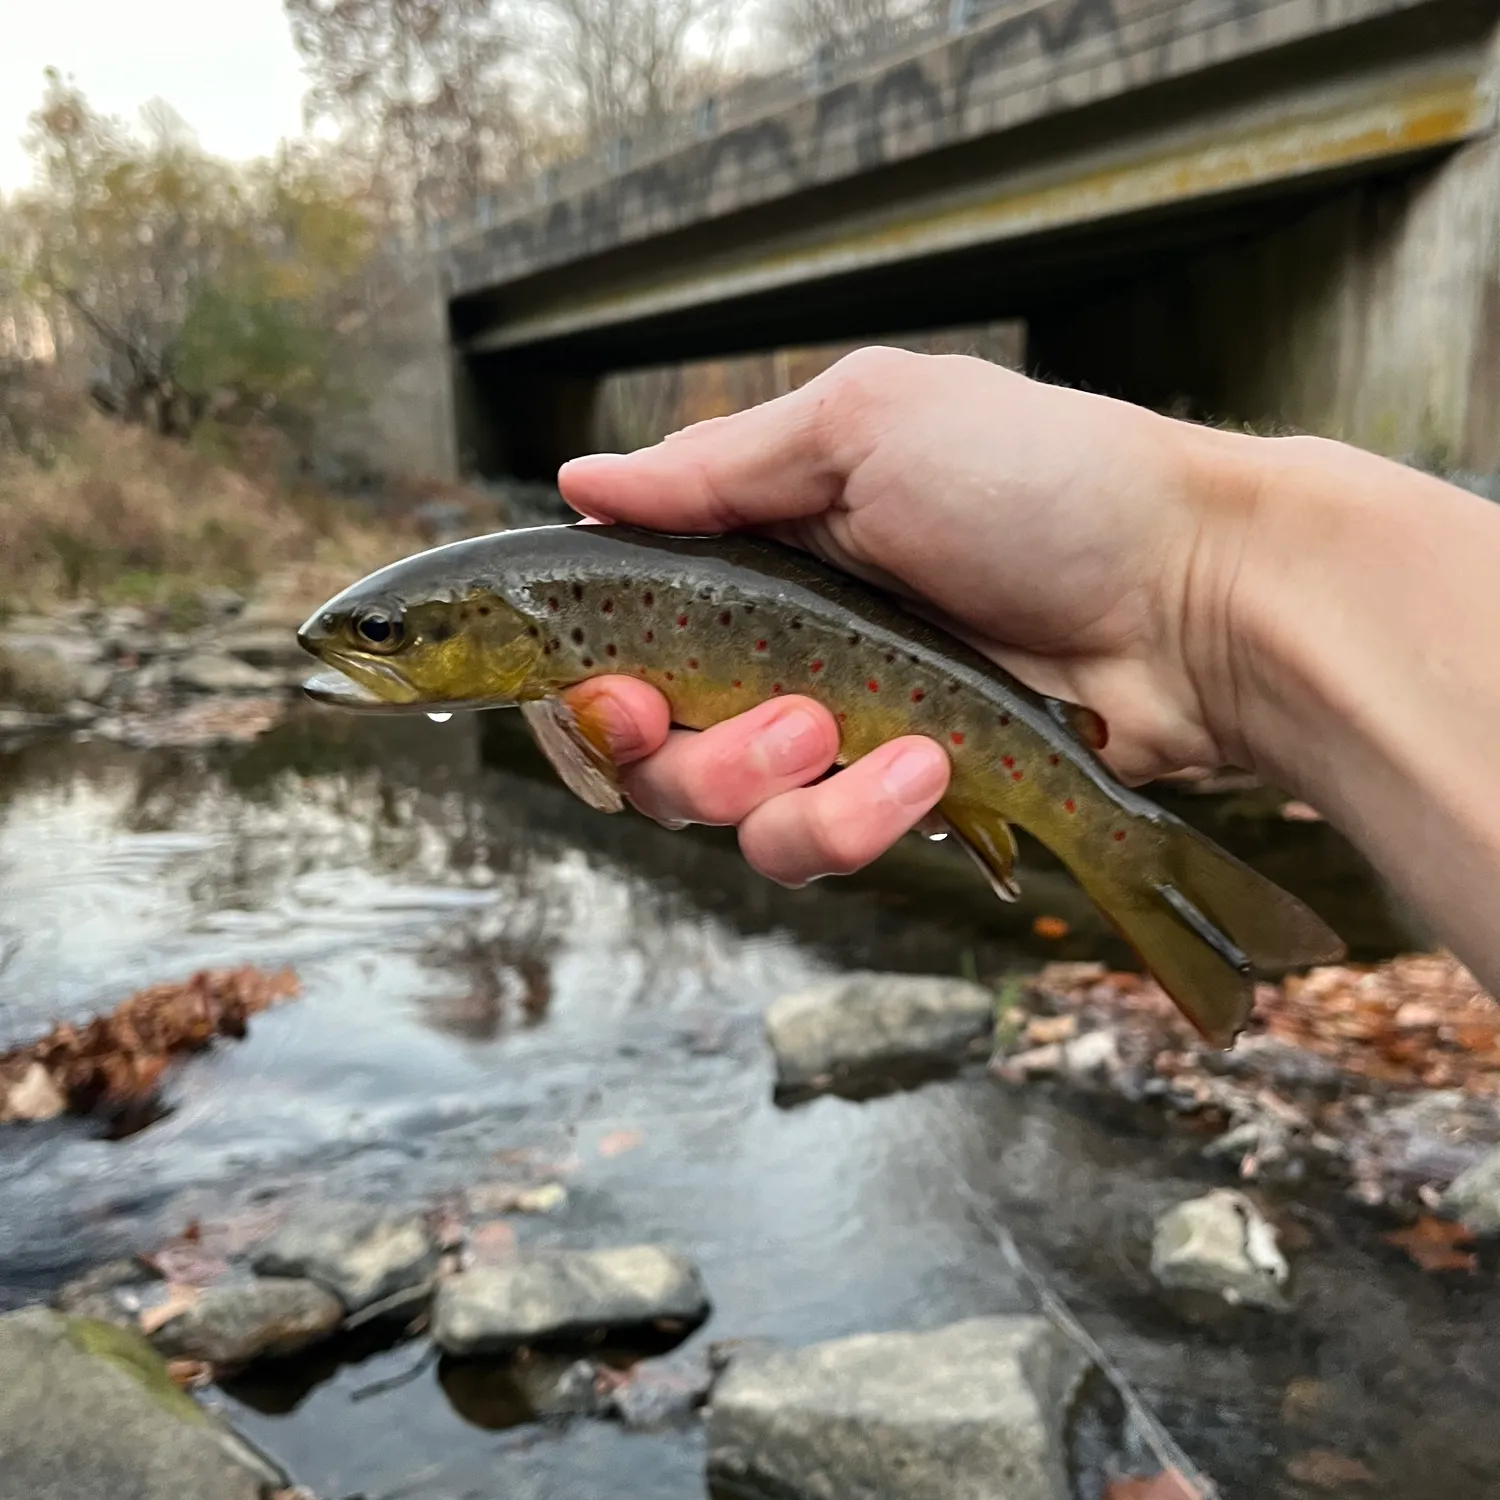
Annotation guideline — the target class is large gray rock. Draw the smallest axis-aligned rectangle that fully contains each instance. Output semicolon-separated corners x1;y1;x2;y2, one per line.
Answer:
765;972;996;1093
148;1278;343;1365
0;635;113;709
1150;1189;1290;1311
707;1316;1089;1500
434;1246;710;1356
172;653;278;695
251;1199;438;1314
0;1307;286;1500
215;625;303;670
1441;1143;1500;1233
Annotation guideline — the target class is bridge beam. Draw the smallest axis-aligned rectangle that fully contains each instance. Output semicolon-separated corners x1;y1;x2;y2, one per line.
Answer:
1027;132;1500;466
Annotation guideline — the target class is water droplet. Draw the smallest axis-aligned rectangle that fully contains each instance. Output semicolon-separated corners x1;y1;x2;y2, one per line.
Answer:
925;830;949;842
427;712;453;724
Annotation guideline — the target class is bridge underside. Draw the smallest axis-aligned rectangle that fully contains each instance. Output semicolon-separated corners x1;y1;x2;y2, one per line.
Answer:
447;0;1500;477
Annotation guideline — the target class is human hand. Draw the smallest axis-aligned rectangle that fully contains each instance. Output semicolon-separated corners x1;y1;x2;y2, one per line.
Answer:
556;346;1262;884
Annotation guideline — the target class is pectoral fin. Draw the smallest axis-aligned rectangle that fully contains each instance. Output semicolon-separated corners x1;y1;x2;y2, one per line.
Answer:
933;802;1022;901
520;697;625;813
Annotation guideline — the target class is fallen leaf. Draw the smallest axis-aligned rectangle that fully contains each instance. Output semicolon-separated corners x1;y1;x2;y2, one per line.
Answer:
597;1129;643;1158
1032;915;1070;940
0;1061;66;1122
1286;1450;1376;1487
165;1358;214;1390
139;1283;201;1336
467;1220;518;1263
139;1240;231;1287
1382;1215;1477;1273
1025;1014;1078;1046
1105;1469;1204;1500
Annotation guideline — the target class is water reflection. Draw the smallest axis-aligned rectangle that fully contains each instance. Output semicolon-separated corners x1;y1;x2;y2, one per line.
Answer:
0;709;1467;1500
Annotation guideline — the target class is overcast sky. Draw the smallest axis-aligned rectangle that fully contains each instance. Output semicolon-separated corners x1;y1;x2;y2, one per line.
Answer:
0;0;311;193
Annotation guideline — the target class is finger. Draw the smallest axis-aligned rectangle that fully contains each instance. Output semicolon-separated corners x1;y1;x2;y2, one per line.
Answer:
620;697;841;828
556;350;907;533
737;736;951;887
559;676;672;765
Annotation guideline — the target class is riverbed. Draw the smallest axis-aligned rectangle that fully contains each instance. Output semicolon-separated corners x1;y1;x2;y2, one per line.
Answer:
1;707;1494;1499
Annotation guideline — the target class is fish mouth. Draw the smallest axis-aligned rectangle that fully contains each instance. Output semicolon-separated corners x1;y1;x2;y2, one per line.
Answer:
301;668;504;716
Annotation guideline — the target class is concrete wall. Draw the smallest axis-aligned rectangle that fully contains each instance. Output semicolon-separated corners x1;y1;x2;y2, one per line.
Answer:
1028;131;1500;466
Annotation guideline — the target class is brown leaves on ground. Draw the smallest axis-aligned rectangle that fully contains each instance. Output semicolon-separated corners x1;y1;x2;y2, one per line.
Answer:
1382;1215;1477;1274
138;1284;202;1336
1285;1450;1376;1488
0;965;299;1124
597;1129;643;1158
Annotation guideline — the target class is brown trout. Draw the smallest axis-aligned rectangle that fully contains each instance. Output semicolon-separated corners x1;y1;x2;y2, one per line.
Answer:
297;522;1345;1046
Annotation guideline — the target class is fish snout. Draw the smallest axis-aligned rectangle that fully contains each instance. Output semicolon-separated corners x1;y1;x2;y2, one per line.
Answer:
296;609;338;658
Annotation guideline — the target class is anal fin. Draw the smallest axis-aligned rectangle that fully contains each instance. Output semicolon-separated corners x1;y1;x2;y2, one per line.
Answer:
933;801;1022;901
520;696;625;813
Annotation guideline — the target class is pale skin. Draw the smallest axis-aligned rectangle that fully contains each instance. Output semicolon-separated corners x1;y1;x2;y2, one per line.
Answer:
555;346;1500;999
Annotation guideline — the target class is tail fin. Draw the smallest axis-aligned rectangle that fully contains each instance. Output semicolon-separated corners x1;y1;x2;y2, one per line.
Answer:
1072;815;1346;1046
944;799;1346;1048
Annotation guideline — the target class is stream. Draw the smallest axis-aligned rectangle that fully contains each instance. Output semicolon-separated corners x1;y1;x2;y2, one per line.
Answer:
1;706;1495;1499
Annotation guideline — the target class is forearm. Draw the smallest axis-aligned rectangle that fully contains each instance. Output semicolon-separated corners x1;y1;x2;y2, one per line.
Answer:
1218;432;1500;988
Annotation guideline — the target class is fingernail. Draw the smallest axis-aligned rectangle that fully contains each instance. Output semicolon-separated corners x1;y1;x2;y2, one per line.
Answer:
571;687;646;760
882;743;948;806
752;707;827;777
560;452;627;473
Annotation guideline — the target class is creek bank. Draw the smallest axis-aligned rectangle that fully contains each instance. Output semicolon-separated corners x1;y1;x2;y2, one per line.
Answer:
987;955;1500;1222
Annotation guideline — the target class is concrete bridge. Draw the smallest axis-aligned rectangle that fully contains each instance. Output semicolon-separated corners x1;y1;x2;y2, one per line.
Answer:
401;0;1500;479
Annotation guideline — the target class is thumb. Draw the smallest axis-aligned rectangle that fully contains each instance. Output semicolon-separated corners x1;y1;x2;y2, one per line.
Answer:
557;375;849;534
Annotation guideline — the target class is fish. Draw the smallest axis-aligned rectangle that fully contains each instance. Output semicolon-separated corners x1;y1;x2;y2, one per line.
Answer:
297;522;1346;1047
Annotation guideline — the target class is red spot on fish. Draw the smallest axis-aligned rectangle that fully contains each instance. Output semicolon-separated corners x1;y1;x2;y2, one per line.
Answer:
547;597;559;612
664;671;675;681
1001;755;1014;768
755;640;768;652
1049;754;1060;766
719;611;732;626
644;630;654;643
1064;798;1076;814
676;615;689;628
1113;829;1126;842
605;644;617;658
1012;770;1024;782
837;712;848;723
809;660;824;673
772;683;783;694
911;689;925;703
950;732;965;746
687;658;698;671
732;679;742;689
602;599;614;614
867;679;880;693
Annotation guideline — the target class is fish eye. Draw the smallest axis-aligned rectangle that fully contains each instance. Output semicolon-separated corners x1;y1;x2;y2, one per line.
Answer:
352;603;404;653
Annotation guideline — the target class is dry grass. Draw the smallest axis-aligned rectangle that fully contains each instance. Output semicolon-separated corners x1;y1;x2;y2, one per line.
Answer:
0;379;421;618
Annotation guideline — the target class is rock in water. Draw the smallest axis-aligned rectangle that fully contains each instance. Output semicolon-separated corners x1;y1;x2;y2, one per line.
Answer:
434;1246;710;1356
1150;1189;1290;1311
251;1200;438;1314
1440;1143;1500;1233
765;973;995;1095
0;1307;288;1500
172;654;278;695
707;1317;1089;1500
147;1279;343;1365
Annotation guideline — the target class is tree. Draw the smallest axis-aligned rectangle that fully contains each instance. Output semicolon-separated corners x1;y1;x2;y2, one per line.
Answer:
9;71;376;444
757;0;931;63
283;0;527;224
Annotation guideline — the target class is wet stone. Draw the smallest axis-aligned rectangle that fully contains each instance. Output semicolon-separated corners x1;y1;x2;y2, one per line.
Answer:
707;1316;1089;1500
1440;1142;1500;1234
251;1200;439;1314
172;653;278;695
0;634;114;709
765;972;996;1096
147;1277;343;1365
1150;1189;1290;1311
0;1306;289;1500
433;1245;710;1357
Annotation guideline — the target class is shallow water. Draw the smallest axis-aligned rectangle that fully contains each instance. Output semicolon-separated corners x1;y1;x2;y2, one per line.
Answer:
0;708;1492;1500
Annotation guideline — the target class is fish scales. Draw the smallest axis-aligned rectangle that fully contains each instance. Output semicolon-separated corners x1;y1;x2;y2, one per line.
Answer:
298;523;1348;1047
